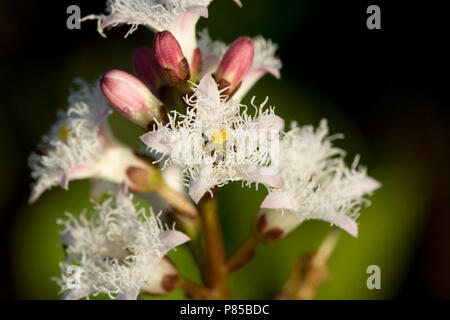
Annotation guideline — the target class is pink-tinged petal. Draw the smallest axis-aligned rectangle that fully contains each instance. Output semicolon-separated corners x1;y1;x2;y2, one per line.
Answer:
97;121;117;147
255;114;285;132
185;6;209;18
196;75;220;104
169;12;201;67
94;106;113;125
60;165;98;190
114;183;131;207
159;230;190;254
29;186;46;204
133;46;163;97
215;36;254;94
154;31;190;85
116;288;140;300
233;67;280;101
256;174;282;188
200;53;221;77
233;0;243;8
101;70;163;128
317;214;358;238
261;191;297;211
140;131;172;155
62;288;91;300
359;177;381;195
189;177;215;204
245;172;282;188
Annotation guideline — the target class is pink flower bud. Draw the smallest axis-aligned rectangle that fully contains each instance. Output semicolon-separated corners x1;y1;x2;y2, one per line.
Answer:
154;31;190;85
133;46;164;98
100;70;164;129
215;36;254;95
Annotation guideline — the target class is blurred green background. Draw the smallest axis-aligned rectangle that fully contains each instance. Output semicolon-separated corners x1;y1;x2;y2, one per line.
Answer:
1;1;448;299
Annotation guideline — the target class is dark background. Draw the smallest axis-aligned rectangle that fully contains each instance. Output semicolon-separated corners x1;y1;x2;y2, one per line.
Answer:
1;0;448;299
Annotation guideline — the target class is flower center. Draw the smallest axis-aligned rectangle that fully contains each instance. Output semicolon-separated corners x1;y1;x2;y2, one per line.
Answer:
58;125;70;142
212;130;227;144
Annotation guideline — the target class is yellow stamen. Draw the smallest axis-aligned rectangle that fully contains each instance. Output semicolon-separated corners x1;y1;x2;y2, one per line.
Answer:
212;130;227;144
58;125;70;142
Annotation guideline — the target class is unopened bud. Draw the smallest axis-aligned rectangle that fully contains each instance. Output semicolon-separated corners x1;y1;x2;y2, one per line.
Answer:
140;257;179;295
133;46;164;98
125;163;161;193
255;209;302;243
215;36;254;95
154;31;190;86
100;70;165;129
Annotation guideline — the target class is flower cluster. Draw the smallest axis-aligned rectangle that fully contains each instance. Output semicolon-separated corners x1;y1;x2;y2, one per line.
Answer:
256;120;380;240
55;185;188;299
141;75;283;203
28;0;380;300
28;79;158;203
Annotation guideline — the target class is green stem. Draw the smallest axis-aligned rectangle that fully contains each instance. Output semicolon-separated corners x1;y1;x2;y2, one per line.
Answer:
198;191;230;299
156;181;198;219
178;276;210;300
276;229;341;300
227;232;262;273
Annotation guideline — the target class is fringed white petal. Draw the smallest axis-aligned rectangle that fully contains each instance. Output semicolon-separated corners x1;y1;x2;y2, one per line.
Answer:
158;230;190;253
189;175;215;203
28;79;111;202
169;12;201;65
196;74;221;104
315;212;359;237
261;191;297;211
54;187;190;300
84;0;211;39
141;75;283;201
233;68;270;101
260;120;379;237
140;130;173;155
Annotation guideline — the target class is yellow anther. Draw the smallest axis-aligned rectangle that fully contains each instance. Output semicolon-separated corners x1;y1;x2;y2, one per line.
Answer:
212;130;227;144
58;125;70;142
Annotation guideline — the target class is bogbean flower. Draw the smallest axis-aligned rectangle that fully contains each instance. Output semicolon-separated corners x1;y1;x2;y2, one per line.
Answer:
55;185;189;300
141;75;284;203
256;120;380;240
83;0;241;67
28;79;157;203
197;29;282;100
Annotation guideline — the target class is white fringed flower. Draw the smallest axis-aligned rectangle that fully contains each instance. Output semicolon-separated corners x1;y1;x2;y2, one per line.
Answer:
260;120;380;237
28;80;151;202
55;185;189;300
84;0;215;65
141;75;283;203
197;29;282;99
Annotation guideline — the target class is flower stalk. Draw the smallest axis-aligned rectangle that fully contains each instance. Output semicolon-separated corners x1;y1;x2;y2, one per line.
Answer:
276;229;341;300
156;180;198;219
198;189;230;299
178;276;211;300
227;232;262;273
